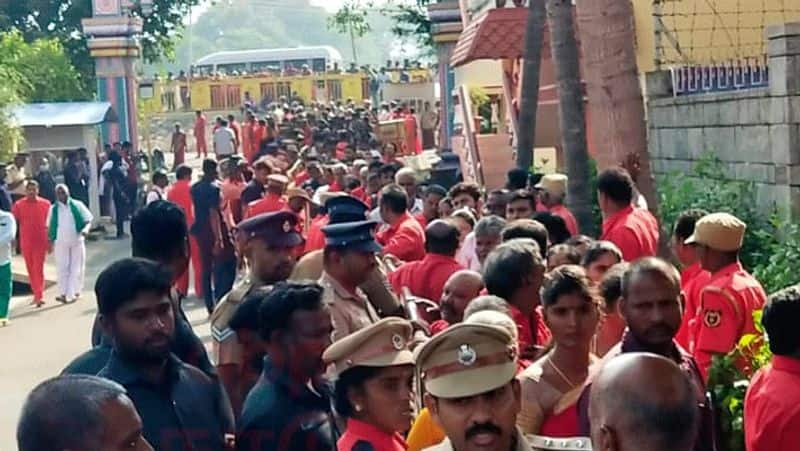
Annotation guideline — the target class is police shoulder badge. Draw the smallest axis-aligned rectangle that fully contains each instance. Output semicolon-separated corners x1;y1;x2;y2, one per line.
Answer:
391;333;405;350
704;309;722;328
457;344;477;366
282;220;292;233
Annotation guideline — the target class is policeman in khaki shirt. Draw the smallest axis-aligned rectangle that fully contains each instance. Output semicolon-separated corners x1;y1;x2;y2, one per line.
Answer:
319;219;382;341
416;323;532;451
685;212;766;381
210;210;304;417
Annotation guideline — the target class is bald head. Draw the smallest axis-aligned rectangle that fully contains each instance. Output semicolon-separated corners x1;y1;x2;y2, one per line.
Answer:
589;353;699;451
440;270;484;324
425;220;460;257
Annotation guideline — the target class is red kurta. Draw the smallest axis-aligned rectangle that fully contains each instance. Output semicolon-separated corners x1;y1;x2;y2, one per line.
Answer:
194;115;207;156
675;262;712;350
12;197;51;301
550;204;578;236
245;194;287;219
167;179;203;297
690;261;766;381
509;304;552;359
600;205;659;262
304;215;329;254
389;253;464;303
338;418;407;451
744;356;800;451
377;212;426;262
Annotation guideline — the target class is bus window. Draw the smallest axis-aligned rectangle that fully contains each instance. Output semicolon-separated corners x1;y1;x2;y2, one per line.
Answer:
312;58;327;73
252;61;282;73
218;63;247;74
285;59;308;71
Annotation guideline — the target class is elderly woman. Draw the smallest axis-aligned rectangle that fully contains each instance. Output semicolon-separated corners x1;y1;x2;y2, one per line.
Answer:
325;317;415;451
46;184;93;303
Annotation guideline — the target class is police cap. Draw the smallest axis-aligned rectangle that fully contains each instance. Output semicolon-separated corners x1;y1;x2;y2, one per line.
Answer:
322;220;381;253
237;211;304;247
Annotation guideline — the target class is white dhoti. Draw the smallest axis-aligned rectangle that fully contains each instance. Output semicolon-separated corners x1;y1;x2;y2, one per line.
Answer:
54;238;85;298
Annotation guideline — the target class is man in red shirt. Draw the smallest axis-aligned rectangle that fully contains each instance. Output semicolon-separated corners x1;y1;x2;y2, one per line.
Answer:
685;212;766;381
167;165;203;298
535;173;578;236
245;174;288;219
482;238;551;360
194;110;207;158
414;184;446;229
672;209;712;350
241;112;256;164
389;220;464;320
745;285;800;451
12;181;50;306
429;270;485;335
227;114;241;154
376;184;425;262
597;167;659;261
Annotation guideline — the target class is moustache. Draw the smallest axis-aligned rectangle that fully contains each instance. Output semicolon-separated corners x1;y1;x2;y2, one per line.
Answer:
465;422;502;440
144;332;171;345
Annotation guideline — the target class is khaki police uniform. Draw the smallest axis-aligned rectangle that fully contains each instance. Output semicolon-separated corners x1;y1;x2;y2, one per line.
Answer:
415;323;533;451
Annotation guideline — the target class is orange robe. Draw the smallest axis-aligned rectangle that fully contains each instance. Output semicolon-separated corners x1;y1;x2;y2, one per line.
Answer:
12;197;50;301
167;180;203;298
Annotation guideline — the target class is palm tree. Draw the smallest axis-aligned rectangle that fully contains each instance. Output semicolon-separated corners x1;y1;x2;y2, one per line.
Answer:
545;0;593;233
515;0;546;170
574;0;658;212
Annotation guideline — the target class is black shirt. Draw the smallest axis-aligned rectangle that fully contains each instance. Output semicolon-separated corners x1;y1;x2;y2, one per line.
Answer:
236;357;336;451
191;179;221;235
99;352;234;451
241;180;265;209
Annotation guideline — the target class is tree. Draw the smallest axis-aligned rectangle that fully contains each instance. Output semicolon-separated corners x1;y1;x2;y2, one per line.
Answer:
0;65;23;161
544;0;593;233
330;0;434;56
516;0;546;170
327;0;372;65
0;31;87;102
0;0;202;94
575;0;657;212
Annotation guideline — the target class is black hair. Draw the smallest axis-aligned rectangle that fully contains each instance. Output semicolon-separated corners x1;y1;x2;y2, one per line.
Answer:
175;164;192;180
367;161;383;174
425;221;460;256
506;168;529;190
379;184;409;214
333;366;381;417
95;258;172;317
540;265;597;308
258;281;325;341
202;158;218;175
424;184;448;199
131;201;188;263
581;241;623;267
599;262;629;311
344;175;361;191
620;257;681;299
379;164;398;178
448;182;481;202
18;375;129;451
533;212;571;245
220;119;229;127
230;287;271;332
673;209;709;241
483;238;544;302
508;189;536;210
565;234;594;249
763;284;800;356
152;171;168;185
501;219;548;259
597;167;634;205
547;244;581;266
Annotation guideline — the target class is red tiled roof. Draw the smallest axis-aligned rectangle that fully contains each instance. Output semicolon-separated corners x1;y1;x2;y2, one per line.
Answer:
451;7;528;67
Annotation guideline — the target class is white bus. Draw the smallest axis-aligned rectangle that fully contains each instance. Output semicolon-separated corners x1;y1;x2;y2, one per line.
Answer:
193;46;344;74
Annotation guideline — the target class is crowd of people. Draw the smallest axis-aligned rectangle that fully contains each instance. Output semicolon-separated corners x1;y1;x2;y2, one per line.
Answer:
10;97;797;451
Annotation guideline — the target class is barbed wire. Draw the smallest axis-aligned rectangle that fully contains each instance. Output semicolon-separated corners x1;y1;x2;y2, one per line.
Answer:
653;0;800;67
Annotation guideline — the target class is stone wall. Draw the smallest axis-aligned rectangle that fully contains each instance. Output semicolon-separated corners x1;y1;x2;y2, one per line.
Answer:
646;22;800;214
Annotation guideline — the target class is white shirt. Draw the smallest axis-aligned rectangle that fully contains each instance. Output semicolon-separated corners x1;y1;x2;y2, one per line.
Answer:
456;231;481;271
47;199;93;243
0;211;16;265
146;186;165;205
213;127;236;157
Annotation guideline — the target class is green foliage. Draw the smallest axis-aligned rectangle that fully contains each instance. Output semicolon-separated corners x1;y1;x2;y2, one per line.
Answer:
0;30;87;102
330;0;434;55
0;65;23;161
657;153;766;270
752;217;800;294
707;312;771;451
327;1;373;38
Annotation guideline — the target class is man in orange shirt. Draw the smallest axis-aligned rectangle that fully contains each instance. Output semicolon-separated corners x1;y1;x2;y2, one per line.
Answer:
226;114;241;153
193;110;207;158
685;212;766;381
672;209;711;350
376;184;425;262
597;167;659;261
241;112;256;164
389;220;464;321
220;157;246;228
535;173;578;236
167;165;203;298
745;285;800;451
12;181;50;306
245;174;288;219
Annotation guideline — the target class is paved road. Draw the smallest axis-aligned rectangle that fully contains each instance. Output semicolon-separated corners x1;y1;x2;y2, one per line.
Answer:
0;235;212;451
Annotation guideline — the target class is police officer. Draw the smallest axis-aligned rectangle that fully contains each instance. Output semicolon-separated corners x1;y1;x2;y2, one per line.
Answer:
210;210;304;417
685;212;767;380
319;220;383;341
324;318;415;451
293;195;402;317
416;323;532;451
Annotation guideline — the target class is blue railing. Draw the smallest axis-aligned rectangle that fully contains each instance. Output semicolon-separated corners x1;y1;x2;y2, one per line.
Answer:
670;60;769;96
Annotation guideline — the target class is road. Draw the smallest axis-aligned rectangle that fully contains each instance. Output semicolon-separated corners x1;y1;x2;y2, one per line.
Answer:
0;234;212;451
